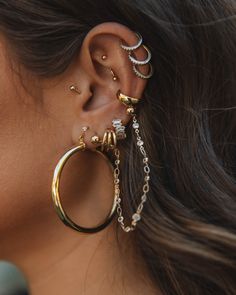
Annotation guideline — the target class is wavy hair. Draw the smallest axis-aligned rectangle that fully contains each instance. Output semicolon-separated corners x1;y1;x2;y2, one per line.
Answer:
0;1;236;294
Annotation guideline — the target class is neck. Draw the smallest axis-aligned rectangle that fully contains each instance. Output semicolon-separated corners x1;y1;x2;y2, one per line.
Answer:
1;215;155;295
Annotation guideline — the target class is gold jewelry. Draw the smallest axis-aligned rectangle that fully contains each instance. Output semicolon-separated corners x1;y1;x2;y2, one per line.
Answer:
101;55;107;60
115;90;151;232
51;127;117;233
69;85;81;95
110;68;118;81
117;90;140;106
120;32;143;51
101;129;117;152
91;135;102;145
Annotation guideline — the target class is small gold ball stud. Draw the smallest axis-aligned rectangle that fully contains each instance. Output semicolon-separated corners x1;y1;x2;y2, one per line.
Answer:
127;107;135;115
91;135;102;145
70;85;81;95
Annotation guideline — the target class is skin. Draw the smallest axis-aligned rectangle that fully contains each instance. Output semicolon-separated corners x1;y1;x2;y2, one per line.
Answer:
0;23;159;294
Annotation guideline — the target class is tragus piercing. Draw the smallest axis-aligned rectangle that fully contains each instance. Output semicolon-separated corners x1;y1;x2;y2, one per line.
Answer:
101;55;107;60
70;85;82;95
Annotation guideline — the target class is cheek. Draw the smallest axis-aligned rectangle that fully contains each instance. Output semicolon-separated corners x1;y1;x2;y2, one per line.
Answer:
0;75;59;236
0;109;55;234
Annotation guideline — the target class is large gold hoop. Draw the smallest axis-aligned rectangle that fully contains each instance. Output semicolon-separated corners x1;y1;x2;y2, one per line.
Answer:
51;143;117;233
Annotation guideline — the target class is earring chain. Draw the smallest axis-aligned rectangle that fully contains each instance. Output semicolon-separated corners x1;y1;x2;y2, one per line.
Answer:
114;114;151;233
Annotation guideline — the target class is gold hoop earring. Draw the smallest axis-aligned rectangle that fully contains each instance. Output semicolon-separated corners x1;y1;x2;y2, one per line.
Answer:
51;128;118;234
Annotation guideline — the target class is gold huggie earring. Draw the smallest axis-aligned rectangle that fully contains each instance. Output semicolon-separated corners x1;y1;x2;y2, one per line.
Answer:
51;127;118;234
114;90;151;233
101;129;117;152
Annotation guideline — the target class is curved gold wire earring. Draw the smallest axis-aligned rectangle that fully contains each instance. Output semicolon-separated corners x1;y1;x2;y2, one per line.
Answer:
51;127;118;233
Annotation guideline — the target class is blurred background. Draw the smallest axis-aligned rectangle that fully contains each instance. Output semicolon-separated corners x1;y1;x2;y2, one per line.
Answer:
0;261;29;295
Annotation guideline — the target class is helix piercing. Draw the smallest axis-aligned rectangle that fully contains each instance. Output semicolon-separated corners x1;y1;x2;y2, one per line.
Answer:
133;64;154;80
128;45;152;66
120;32;154;80
121;32;143;51
70;85;82;95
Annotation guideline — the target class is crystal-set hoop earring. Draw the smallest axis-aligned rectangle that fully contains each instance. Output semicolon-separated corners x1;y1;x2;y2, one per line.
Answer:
120;32;154;80
51;126;118;233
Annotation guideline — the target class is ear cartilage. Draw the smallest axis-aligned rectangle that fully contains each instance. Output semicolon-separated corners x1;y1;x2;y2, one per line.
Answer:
110;68;118;81
112;119;126;140
69;85;82;95
120;32;154;80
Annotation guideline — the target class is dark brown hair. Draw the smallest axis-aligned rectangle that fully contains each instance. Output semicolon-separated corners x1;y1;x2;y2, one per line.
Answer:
0;1;236;294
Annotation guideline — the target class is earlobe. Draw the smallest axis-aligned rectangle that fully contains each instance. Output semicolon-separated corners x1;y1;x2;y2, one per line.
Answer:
69;22;153;147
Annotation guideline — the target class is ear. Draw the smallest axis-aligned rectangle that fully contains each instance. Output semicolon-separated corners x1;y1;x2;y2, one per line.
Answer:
69;22;150;148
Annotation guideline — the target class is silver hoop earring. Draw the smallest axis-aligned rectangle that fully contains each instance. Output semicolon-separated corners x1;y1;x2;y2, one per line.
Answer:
133;64;154;80
128;45;152;66
121;32;143;51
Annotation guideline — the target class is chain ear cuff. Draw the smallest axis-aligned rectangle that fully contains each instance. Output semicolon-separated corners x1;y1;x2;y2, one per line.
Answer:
115;90;151;232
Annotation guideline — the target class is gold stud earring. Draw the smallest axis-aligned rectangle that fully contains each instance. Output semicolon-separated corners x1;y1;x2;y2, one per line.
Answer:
70;85;82;95
110;69;118;81
101;55;107;60
91;135;102;145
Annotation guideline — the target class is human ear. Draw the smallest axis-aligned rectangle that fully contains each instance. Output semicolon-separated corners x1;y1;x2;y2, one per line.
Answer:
67;22;150;147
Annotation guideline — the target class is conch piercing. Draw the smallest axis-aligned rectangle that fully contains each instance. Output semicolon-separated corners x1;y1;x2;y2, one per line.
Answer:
115;90;151;232
51;126;118;233
69;85;81;95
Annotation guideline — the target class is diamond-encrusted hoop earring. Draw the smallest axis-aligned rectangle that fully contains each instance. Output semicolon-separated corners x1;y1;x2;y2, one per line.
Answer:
133;63;154;80
121;32;143;51
128;45;152;66
120;32;154;80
